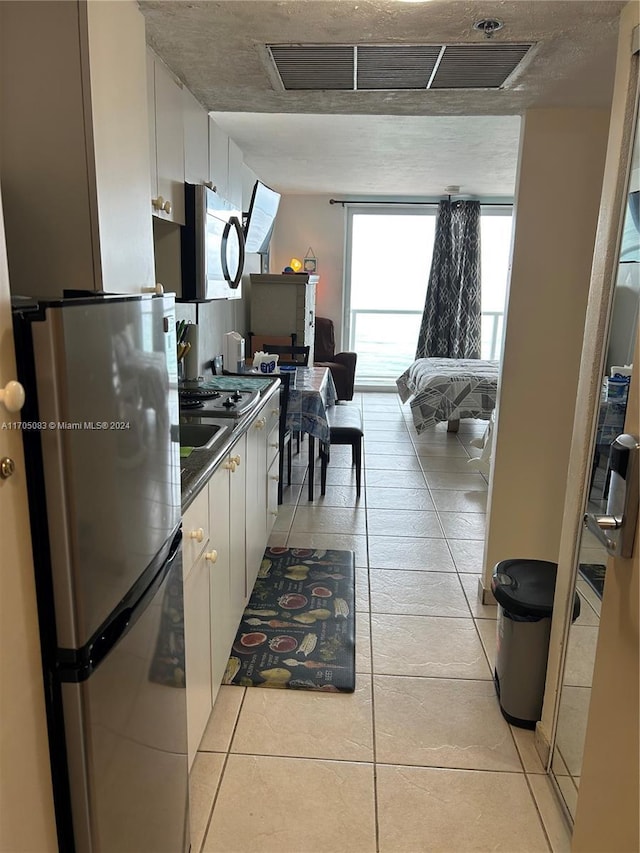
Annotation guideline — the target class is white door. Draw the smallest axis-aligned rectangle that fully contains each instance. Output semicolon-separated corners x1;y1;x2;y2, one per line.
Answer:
572;345;638;850
0;193;57;849
547;11;639;849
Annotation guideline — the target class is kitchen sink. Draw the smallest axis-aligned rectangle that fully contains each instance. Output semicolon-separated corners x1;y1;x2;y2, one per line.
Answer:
179;422;228;451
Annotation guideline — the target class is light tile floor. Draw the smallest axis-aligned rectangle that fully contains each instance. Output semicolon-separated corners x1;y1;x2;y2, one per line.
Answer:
191;392;577;853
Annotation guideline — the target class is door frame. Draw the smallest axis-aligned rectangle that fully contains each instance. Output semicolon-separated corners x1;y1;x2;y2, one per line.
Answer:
538;3;639;828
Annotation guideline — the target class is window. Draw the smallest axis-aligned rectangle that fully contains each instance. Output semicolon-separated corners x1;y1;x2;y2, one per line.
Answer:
344;204;512;385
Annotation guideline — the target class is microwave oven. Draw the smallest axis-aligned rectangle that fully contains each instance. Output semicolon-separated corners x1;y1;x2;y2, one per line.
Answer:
181;184;245;300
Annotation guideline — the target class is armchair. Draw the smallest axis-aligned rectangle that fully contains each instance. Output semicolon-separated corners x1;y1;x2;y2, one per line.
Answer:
313;317;357;401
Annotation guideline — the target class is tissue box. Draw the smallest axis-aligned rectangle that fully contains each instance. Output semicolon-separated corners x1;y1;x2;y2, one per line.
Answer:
253;352;279;374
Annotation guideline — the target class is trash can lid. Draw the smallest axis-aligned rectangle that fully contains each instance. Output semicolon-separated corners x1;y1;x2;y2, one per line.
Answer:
491;559;563;619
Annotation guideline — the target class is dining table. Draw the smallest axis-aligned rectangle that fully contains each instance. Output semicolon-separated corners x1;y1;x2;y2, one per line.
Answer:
284;365;337;500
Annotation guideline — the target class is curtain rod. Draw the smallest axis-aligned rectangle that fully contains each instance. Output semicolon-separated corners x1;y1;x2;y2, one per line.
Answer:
328;198;511;207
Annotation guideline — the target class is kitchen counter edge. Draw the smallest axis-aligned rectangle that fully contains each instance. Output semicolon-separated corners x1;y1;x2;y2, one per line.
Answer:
180;378;280;512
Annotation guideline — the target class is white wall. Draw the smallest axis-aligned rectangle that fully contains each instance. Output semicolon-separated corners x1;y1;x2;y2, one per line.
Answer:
270;195;347;347
483;108;610;588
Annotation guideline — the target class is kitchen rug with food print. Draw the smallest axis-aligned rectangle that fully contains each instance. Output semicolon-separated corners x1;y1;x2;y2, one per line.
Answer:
222;547;355;692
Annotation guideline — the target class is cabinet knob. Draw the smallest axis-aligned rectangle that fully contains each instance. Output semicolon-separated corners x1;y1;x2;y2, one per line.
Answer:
222;460;236;472
270;511;278;517
269;442;279;449
255;417;266;430
162;199;172;214
270;474;279;482
151;196;165;211
271;409;279;417
231;454;241;467
189;527;205;543
0;380;25;413
204;550;218;563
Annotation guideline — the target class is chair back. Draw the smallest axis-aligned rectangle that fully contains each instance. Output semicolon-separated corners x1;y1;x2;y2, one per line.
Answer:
247;332;296;358
314;317;336;361
262;343;310;366
278;370;292;445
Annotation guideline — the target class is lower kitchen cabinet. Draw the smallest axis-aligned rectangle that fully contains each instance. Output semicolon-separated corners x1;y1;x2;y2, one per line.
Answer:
207;463;231;700
267;455;280;536
228;435;247;635
183;387;280;761
182;488;211;770
245;412;268;595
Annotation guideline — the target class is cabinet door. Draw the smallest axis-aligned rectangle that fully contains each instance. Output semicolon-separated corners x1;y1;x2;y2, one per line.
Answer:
208;119;229;201
86;0;156;294
229;435;247;636
153;58;185;225
182;487;209;578
146;51;158;201
183;550;212;770
267;454;280;536
304;283;316;361
245;412;268;595
208;465;231;703
183;87;209;186
227;138;244;209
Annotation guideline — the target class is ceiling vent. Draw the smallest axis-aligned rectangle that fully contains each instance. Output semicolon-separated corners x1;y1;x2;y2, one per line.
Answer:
267;43;532;91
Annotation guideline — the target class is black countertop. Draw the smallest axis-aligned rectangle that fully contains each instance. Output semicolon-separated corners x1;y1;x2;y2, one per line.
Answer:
180;376;280;512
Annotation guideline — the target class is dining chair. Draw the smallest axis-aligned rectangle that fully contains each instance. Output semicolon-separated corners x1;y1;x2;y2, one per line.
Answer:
247;332;297;358
261;343;310;367
277;371;293;504
265;345;310;455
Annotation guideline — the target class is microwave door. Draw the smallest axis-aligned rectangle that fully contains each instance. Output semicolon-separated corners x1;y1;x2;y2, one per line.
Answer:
205;214;226;299
220;216;245;290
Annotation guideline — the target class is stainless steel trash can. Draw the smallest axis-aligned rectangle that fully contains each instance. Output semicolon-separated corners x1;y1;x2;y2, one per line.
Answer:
491;559;581;729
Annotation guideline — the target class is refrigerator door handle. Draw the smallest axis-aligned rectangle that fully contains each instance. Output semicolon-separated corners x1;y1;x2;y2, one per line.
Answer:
58;529;183;682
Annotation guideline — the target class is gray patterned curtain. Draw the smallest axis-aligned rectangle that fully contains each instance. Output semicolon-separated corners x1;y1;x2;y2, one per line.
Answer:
415;200;481;359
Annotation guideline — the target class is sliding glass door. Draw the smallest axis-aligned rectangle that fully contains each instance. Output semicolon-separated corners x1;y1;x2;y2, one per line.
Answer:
344;204;513;386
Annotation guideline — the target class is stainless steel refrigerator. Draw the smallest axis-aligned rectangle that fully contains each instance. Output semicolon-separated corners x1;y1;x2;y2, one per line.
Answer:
12;293;188;853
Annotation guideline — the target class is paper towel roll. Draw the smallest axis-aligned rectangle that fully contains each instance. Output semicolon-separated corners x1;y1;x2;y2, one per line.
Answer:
183;323;200;380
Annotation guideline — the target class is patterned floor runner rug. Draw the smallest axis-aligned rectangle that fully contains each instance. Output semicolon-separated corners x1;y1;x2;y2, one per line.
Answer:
223;547;355;692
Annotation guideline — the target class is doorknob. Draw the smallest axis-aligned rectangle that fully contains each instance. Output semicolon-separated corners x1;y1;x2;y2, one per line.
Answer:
0;380;25;412
584;433;639;558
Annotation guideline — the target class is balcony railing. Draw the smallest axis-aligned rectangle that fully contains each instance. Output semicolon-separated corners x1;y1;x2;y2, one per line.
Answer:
349;308;503;383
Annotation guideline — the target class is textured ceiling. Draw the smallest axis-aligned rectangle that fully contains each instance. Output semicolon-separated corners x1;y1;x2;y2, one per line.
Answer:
138;0;625;196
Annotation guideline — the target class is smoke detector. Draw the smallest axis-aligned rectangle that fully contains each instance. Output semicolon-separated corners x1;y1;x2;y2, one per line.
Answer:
473;19;504;39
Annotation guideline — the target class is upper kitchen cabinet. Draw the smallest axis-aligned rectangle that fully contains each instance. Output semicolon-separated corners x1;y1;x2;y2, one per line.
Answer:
209;119;230;202
147;52;186;225
183;88;209;187
0;0;155;297
208;119;244;209
227;139;244;211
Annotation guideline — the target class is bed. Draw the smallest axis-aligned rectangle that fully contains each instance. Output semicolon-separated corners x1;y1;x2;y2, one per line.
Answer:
396;357;499;434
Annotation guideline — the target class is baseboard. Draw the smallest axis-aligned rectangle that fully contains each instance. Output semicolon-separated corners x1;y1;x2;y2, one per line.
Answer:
534;723;552;769
478;578;497;605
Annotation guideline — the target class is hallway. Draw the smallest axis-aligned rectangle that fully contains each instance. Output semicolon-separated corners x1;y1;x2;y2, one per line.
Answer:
189;392;575;852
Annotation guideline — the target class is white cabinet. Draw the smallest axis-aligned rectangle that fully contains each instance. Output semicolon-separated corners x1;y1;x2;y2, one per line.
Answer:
0;0;155;297
245;414;269;595
183;87;209;187
208;120;229;202
229;435;248;627
265;400;281;533
147;51;185;225
182;390;278;754
249;274;319;363
227;139;244;210
208;118;244;207
182;488;211;770
207;464;231;704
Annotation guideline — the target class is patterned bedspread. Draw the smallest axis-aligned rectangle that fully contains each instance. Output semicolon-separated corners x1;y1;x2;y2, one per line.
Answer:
396;358;499;433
